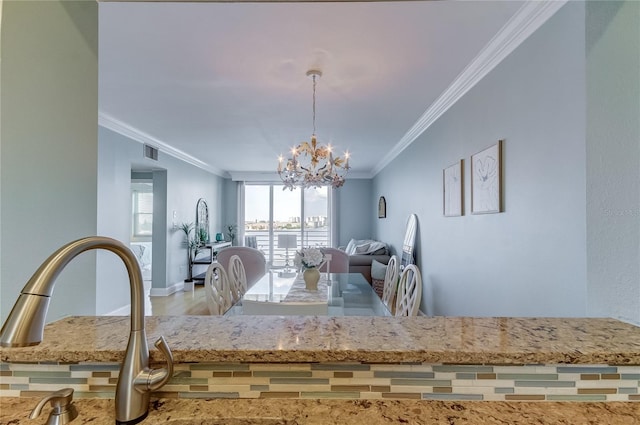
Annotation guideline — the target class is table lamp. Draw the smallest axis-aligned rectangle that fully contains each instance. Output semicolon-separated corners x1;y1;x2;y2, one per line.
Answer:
277;234;297;277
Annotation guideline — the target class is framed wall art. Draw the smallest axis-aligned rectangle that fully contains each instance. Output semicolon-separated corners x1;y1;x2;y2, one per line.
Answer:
471;140;503;214
378;196;387;219
443;159;463;217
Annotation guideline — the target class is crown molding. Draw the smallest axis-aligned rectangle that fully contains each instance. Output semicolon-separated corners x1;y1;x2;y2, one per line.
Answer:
371;0;568;177
229;170;371;182
98;112;229;178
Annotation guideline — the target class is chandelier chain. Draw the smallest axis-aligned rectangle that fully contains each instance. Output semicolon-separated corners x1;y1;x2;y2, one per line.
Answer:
312;74;317;136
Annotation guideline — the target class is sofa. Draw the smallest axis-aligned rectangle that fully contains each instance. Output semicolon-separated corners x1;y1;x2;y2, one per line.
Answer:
340;239;391;284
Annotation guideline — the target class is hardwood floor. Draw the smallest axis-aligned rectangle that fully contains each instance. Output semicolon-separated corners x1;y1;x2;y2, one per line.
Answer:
147;285;209;316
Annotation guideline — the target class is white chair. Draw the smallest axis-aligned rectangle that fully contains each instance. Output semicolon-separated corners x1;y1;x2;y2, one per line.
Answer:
382;255;399;312
395;264;422;317
217;247;266;288
227;254;247;303
204;262;233;315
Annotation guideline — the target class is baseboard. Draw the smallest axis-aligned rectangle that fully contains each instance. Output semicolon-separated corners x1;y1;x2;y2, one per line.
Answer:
105;305;131;316
149;281;184;297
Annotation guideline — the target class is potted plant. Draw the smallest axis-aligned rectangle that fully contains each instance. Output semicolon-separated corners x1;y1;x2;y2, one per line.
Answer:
226;223;237;245
178;222;201;283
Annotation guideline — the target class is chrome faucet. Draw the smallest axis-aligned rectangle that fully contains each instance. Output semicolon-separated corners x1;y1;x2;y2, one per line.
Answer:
0;236;174;425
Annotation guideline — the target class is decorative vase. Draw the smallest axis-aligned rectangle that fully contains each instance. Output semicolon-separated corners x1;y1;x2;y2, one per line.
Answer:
303;267;320;290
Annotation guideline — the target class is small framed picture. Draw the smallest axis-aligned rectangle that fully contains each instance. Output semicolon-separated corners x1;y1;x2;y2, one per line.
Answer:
443;159;463;217
471;140;503;214
378;196;387;219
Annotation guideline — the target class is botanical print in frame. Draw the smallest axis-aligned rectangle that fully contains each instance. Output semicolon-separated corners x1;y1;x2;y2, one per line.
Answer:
471;140;502;214
443;160;463;217
378;196;386;219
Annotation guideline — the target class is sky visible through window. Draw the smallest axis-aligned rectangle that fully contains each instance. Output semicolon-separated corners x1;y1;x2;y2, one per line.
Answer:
245;185;327;223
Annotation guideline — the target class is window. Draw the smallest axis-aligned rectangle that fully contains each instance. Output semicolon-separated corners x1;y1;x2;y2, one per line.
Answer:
132;183;153;238
243;184;331;267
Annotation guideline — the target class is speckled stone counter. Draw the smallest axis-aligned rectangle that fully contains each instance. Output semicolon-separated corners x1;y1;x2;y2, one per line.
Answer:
1;316;639;364
1;316;639;423
2;397;639;424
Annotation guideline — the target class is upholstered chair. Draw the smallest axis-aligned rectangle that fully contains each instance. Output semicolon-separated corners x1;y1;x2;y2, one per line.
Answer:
318;247;349;274
217;247;266;288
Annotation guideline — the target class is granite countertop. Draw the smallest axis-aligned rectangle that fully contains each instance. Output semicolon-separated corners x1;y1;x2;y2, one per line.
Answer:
2;397;639;425
1;316;639;364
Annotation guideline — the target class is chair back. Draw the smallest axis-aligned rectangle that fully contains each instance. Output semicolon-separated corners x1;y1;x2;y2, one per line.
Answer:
204;262;233;315
382;255;399;311
395;264;422;317
217;247;266;288
319;247;349;273
228;255;247;303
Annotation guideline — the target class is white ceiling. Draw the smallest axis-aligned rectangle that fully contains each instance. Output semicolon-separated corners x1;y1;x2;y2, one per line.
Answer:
98;1;532;179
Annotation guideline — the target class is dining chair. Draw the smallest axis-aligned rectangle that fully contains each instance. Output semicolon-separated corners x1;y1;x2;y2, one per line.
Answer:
217;246;267;288
227;255;247;303
204;262;233;315
382;255;399;312
394;264;422;317
319;247;349;273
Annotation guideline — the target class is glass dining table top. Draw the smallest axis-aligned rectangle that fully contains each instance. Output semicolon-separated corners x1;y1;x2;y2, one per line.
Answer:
224;271;391;316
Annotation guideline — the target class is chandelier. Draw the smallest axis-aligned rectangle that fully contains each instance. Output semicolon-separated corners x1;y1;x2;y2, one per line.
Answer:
277;70;350;190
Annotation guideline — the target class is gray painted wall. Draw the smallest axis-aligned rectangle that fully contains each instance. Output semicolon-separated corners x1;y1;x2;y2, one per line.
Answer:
585;0;640;325
96;127;226;314
335;179;373;247
373;2;588;317
1;1;99;323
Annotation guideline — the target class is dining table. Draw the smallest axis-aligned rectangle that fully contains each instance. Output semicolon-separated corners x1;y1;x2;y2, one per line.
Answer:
224;271;391;316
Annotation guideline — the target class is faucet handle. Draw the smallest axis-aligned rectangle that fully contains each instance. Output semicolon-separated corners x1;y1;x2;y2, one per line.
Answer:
135;335;174;391
30;387;78;425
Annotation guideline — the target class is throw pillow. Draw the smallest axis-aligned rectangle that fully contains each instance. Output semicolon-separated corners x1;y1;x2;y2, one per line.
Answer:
371;259;387;281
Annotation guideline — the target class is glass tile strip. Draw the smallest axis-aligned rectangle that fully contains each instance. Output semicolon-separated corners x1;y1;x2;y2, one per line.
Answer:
515;381;575;387
433;366;493;373
422;393;483;400
180;392;240;399
269;378;329;385
190;364;250;371
312;364;371;371
497;374;558;380
70;364;120;371
547;395;608;401
374;371;434;379
253;371;312;378
390;379;451;386
301;391;360;399
557;367;618;374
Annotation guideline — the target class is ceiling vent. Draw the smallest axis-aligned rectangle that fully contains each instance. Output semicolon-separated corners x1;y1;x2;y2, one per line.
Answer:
143;144;159;161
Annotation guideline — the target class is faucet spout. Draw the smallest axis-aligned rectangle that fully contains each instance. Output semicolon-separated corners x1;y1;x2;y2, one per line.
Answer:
0;236;173;425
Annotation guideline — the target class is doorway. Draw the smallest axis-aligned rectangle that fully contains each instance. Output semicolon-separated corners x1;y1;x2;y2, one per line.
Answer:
130;174;153;284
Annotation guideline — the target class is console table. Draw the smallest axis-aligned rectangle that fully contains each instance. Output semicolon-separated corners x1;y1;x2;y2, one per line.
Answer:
192;241;231;282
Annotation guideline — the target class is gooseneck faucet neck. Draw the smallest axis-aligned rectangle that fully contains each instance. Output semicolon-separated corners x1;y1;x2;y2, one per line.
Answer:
0;236;173;425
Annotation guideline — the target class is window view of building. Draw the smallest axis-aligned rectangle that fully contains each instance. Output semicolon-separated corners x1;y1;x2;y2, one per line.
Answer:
244;184;330;267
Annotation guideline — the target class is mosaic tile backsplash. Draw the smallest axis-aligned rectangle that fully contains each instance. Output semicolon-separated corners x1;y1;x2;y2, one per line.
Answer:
2;362;638;402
